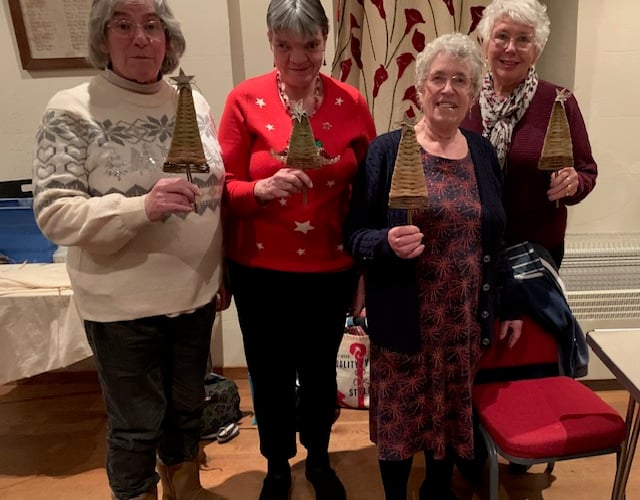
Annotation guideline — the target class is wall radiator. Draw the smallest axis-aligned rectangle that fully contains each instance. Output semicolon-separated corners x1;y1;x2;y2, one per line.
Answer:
560;233;640;379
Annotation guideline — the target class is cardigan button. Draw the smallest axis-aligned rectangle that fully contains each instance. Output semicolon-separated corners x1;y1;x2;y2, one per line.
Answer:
483;255;491;263
481;310;489;319
482;338;490;346
482;283;490;291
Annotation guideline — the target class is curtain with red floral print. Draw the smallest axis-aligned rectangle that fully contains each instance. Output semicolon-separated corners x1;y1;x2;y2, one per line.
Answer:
331;0;490;133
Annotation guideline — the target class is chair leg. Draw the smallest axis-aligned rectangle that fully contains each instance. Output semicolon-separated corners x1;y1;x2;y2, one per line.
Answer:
479;425;499;500
545;461;555;474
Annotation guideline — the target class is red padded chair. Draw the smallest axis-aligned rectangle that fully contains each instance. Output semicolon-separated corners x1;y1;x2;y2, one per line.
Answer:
472;316;626;500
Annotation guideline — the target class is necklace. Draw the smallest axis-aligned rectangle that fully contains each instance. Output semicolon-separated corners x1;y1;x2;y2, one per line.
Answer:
276;71;323;117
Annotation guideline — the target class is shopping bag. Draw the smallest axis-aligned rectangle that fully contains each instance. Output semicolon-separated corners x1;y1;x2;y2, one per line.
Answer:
336;320;370;409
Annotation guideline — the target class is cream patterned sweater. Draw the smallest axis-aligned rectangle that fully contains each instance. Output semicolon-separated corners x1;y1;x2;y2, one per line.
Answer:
32;70;224;322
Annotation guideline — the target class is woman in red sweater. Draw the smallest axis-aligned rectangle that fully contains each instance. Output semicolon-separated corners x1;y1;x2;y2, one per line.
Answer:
217;1;375;499
461;0;597;267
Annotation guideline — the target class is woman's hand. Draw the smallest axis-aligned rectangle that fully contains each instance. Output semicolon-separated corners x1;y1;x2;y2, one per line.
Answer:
351;273;366;317
254;168;313;203
388;225;424;259
499;319;523;348
144;178;200;222
548;167;578;202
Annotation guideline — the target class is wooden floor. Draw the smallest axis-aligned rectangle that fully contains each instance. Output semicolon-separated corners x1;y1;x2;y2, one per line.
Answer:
0;372;638;500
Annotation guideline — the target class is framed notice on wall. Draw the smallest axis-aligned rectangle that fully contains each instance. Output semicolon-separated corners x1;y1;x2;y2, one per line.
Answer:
8;0;92;70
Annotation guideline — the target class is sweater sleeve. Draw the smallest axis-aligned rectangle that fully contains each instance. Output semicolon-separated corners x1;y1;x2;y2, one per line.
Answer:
564;93;597;205
345;132;400;261
32;109;149;255
218;86;263;217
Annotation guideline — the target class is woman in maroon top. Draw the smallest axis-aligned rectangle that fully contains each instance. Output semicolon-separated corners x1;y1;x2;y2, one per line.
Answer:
461;0;597;267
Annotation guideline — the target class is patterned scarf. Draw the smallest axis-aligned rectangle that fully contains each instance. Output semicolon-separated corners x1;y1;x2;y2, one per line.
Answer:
479;67;539;168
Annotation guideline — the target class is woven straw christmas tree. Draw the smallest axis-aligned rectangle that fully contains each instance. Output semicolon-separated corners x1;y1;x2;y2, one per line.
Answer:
271;100;339;203
389;120;428;224
538;88;573;172
163;69;209;182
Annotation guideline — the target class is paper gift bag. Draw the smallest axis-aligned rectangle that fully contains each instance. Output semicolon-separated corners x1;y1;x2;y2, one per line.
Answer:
336;324;370;409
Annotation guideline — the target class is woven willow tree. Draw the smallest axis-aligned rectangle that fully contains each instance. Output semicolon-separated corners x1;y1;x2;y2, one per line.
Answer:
538;88;573;207
271;100;339;204
163;69;209;182
389;121;428;224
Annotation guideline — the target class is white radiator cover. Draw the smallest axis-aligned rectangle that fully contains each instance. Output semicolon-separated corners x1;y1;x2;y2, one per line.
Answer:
560;233;640;380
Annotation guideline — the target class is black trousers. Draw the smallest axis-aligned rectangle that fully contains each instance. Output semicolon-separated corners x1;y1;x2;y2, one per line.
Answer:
228;261;355;461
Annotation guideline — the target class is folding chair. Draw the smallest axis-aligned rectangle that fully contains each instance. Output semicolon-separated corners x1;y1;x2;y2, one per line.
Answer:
472;316;627;500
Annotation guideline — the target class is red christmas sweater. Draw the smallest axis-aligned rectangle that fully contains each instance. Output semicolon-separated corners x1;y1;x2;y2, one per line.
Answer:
219;71;376;273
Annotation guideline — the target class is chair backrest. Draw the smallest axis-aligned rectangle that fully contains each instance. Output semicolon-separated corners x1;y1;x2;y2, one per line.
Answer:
475;315;561;384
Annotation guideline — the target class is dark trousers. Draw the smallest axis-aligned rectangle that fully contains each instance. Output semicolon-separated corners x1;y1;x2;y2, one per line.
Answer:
85;302;215;499
228;261;355;461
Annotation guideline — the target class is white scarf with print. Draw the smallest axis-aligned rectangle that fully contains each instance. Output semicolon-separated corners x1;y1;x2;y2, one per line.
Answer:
479;67;539;168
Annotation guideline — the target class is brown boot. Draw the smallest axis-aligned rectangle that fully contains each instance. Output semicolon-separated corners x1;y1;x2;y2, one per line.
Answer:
112;487;158;500
158;458;218;500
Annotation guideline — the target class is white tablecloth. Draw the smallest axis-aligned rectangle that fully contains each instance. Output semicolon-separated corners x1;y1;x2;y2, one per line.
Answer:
0;263;91;385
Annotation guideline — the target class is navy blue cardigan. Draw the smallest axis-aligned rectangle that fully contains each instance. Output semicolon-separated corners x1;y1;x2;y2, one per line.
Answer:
345;128;513;354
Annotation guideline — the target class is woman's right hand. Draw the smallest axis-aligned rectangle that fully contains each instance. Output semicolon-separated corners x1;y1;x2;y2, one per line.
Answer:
144;178;200;222
253;167;313;203
388;225;424;259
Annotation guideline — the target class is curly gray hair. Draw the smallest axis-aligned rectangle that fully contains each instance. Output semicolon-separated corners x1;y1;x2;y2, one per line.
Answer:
476;0;550;53
415;33;485;101
87;0;185;73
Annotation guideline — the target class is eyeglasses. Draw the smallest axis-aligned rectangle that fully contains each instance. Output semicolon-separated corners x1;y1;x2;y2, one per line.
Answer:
491;31;534;50
107;18;165;40
426;73;470;92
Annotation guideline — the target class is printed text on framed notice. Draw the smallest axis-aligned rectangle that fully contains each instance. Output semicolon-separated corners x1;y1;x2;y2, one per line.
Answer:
9;0;92;70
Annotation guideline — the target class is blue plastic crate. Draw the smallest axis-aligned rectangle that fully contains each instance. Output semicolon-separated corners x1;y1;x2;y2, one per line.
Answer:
0;198;57;263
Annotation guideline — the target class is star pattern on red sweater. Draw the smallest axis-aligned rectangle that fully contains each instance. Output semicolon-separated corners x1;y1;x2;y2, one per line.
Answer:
294;220;315;234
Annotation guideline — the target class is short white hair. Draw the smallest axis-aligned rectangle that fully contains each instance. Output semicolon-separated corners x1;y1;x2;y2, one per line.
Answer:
477;0;550;53
415;33;485;101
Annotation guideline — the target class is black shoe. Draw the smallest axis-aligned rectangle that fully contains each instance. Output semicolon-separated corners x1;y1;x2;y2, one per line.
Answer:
455;456;484;484
305;466;346;500
259;471;291;500
418;482;460;500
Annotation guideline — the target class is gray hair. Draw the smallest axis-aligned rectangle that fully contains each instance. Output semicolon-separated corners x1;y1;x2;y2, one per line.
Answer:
477;0;550;53
415;33;485;101
266;0;329;38
87;0;186;73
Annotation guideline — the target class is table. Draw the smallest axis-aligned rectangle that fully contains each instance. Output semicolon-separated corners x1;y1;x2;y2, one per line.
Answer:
587;328;640;500
0;263;91;385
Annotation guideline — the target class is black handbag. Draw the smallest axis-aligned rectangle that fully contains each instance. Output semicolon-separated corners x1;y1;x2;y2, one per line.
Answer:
201;372;242;439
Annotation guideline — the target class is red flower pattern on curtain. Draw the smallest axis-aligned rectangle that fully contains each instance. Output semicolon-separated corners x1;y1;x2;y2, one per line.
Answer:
332;0;491;133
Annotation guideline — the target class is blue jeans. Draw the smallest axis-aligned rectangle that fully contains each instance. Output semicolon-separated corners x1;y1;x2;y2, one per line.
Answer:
85;302;215;499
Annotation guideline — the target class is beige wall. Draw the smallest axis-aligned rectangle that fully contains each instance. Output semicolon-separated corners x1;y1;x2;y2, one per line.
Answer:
570;0;640;234
1;1;637;368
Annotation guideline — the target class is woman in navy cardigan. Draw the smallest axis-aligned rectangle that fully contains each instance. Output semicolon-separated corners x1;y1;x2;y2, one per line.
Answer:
345;33;521;500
